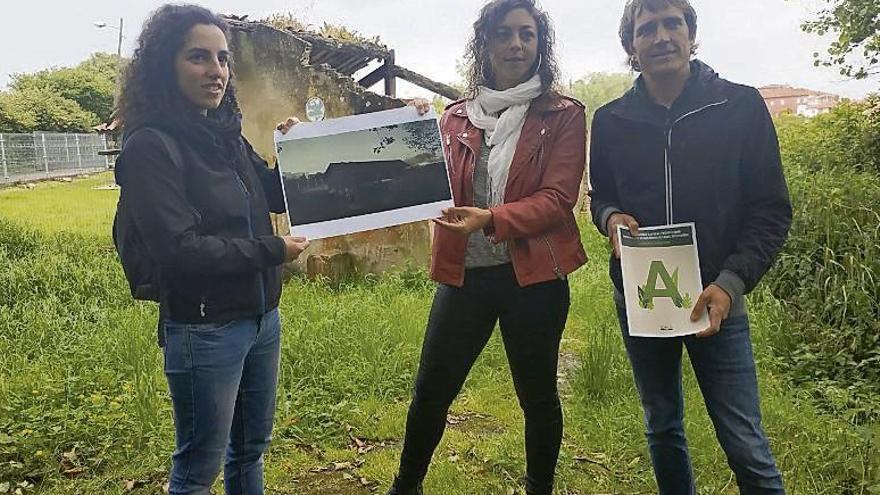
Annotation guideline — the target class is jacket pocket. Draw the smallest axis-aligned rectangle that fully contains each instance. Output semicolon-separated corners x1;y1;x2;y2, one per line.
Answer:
541;235;563;279
165;318;237;333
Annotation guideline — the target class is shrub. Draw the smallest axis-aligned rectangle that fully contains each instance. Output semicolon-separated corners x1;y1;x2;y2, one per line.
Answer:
765;102;880;422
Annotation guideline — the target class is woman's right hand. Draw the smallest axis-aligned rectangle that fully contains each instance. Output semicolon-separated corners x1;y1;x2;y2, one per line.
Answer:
282;236;310;262
406;98;432;116
276;116;302;135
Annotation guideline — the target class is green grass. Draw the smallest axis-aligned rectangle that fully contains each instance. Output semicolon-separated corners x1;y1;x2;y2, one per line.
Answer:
0;174;118;239
0;175;877;494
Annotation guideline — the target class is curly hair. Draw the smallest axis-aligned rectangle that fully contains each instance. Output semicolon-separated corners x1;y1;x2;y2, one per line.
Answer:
619;0;698;72
117;4;238;129
462;0;560;98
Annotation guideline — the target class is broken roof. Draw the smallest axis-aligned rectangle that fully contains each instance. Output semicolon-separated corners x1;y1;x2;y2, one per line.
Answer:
223;15;461;101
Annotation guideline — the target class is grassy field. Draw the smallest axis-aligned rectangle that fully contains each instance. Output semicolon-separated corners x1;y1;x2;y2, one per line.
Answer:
0;174;877;494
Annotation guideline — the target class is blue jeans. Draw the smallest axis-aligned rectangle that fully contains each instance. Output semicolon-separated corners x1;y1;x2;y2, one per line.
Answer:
163;308;281;495
617;306;784;495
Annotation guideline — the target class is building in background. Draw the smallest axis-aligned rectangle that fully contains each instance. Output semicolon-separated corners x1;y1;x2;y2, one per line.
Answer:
759;85;842;118
222;16;456;280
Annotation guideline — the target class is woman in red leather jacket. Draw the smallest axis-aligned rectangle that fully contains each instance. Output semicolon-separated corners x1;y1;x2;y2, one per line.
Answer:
387;1;587;493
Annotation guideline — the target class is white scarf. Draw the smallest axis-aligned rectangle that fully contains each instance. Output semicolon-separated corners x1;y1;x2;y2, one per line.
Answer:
465;73;543;207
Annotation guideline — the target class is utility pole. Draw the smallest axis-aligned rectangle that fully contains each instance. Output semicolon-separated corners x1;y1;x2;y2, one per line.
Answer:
95;18;124;58
116;18;123;59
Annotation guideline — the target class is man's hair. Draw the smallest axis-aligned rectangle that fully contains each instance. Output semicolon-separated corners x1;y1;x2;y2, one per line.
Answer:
618;0;698;71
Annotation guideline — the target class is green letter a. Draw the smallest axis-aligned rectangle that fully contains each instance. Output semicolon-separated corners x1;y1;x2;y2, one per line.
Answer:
638;261;685;309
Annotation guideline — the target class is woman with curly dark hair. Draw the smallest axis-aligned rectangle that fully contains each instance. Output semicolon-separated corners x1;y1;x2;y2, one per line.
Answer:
113;4;307;494
387;1;587;493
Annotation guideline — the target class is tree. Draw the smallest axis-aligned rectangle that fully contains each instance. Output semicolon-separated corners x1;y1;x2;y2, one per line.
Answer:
77;53;125;86
568;72;634;127
10;53;122;123
801;0;880;79
0;92;37;133
0;87;98;133
0;53;122;133
369;120;443;157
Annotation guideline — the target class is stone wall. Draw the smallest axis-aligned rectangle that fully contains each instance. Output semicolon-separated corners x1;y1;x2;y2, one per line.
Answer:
227;22;433;279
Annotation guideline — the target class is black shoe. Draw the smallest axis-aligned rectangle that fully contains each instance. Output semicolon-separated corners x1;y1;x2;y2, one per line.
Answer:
386;476;424;495
522;475;552;495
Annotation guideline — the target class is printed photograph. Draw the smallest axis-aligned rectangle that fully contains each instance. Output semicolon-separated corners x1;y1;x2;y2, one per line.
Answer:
275;108;453;239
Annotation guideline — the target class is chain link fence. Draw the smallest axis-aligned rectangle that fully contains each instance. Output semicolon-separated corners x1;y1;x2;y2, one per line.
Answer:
0;132;111;183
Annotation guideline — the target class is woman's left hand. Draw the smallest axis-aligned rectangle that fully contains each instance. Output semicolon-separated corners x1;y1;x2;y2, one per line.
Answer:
276;116;301;135
433;207;493;235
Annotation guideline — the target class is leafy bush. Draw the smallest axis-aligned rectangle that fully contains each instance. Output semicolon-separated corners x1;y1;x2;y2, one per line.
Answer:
776;96;880;175
765;101;880;422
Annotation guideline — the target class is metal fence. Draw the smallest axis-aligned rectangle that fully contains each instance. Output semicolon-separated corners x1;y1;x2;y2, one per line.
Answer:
0;132;111;183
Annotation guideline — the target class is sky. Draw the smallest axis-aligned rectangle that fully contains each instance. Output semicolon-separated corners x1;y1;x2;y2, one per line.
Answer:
278;122;431;175
1;0;877;101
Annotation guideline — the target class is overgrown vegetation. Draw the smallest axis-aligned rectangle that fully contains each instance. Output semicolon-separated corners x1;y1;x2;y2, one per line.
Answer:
261;12;383;46
765;99;880;423
0;175;876;494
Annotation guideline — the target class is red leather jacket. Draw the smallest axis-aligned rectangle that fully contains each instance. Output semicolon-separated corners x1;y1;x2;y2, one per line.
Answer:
430;93;588;287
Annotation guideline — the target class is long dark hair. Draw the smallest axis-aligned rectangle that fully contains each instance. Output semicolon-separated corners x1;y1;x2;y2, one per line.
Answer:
462;0;560;98
117;4;238;129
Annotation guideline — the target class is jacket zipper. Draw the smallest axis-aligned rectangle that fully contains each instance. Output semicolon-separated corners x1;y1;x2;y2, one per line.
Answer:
444;134;455;178
542;235;562;279
201;173;256;319
235;171;267;316
456;132;479;206
663;100;728;224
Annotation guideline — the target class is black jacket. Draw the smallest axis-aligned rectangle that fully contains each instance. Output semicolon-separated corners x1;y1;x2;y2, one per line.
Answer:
589;60;792;303
115;127;287;324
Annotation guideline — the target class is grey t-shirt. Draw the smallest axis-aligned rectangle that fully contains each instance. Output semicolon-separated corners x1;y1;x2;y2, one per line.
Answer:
465;143;512;269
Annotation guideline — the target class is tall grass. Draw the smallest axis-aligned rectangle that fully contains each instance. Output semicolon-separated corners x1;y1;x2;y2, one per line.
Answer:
767;108;880;423
0;175;877;494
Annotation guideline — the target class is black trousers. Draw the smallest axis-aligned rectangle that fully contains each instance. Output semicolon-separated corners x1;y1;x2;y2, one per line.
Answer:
397;263;570;492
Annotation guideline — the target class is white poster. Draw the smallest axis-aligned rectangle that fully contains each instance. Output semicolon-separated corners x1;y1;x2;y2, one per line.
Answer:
618;223;709;338
274;107;454;240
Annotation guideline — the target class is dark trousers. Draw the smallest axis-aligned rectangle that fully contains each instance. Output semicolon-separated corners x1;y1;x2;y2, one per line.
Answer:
397;264;570;493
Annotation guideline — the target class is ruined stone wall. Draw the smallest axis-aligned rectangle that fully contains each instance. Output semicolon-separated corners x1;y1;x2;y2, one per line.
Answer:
227;23;433;279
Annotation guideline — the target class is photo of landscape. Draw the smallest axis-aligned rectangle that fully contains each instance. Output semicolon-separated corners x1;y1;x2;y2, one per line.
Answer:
276;117;452;234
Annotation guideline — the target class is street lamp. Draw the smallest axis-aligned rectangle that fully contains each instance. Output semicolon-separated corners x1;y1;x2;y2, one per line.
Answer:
94;18;124;59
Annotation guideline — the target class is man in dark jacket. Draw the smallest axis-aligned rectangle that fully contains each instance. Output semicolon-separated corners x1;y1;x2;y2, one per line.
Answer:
589;1;791;493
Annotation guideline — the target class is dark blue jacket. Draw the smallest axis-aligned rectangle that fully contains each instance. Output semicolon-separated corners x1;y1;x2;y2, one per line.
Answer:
589;60;792;303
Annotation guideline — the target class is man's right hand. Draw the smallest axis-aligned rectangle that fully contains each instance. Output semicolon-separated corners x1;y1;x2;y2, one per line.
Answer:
282;236;310;262
607;213;640;259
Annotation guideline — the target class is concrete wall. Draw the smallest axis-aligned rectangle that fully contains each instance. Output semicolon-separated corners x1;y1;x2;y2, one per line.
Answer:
227;23;433;279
